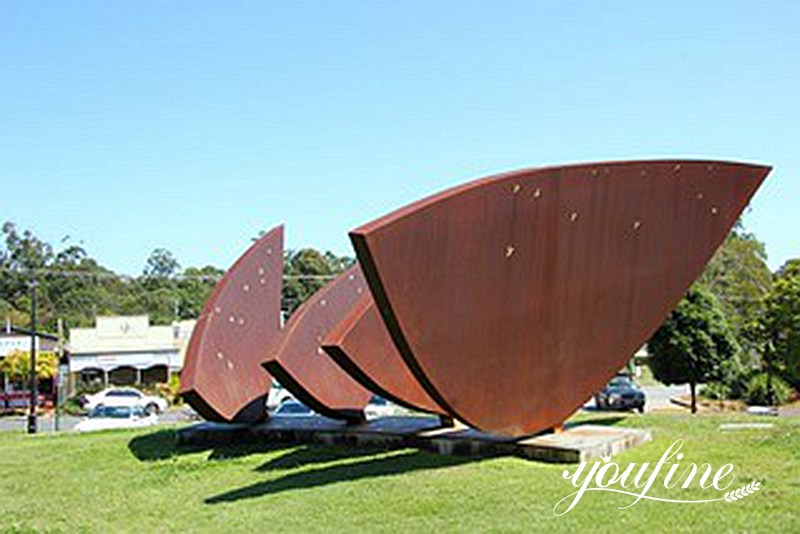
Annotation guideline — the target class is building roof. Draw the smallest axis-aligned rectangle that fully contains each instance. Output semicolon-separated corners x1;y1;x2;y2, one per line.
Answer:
68;315;196;355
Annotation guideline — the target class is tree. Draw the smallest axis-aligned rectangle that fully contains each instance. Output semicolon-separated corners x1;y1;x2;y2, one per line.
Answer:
282;248;353;315
178;266;224;319
1;222;135;330
696;227;772;342
648;288;739;413
143;248;180;279
0;298;29;326
757;261;800;389
776;259;800;280
0;349;58;385
0;222;53;314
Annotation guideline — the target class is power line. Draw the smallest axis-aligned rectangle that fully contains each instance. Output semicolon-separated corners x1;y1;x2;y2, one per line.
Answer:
0;266;338;282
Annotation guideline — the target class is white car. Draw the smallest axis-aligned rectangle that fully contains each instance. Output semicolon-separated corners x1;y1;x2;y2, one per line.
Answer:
364;396;401;419
74;405;157;432
83;388;169;415
272;400;316;417
266;381;295;410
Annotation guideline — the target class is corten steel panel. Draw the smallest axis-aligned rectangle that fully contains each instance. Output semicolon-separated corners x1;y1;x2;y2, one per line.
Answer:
322;295;447;415
351;160;770;437
180;226;283;423
262;265;372;421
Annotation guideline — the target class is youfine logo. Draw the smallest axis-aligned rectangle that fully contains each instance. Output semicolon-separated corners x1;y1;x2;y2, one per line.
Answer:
553;439;762;516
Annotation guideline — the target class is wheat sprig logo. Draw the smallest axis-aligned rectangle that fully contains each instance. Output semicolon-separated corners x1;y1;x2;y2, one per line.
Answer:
724;481;761;502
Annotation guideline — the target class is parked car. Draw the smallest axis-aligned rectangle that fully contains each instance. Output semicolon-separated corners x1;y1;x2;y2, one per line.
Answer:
594;376;646;412
364;396;400;419
82;387;168;415
74;404;157;432
272;400;316;417
266;380;295;410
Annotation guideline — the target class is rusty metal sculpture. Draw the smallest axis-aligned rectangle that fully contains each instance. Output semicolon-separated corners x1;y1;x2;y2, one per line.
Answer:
261;265;373;421
180;226;283;423
181;226;373;423
181;159;769;437
322;296;447;415
351;160;770;436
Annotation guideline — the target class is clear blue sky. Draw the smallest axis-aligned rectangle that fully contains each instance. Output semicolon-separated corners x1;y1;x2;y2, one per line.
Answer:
1;1;797;274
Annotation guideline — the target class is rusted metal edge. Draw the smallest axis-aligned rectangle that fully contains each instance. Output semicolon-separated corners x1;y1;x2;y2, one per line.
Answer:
349;233;464;423
321;296;446;415
260;265;372;422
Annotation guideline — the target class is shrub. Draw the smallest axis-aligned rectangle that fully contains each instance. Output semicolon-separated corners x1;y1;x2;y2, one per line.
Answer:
745;373;792;406
701;381;732;400
140;374;182;405
62;396;87;416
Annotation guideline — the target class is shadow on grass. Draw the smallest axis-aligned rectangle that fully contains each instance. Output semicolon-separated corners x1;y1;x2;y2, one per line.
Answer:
568;415;628;427
127;428;290;462
127;428;480;504
206;449;480;504
256;443;393;472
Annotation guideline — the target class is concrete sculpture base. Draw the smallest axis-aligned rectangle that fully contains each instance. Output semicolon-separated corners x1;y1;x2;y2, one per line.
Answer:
176;417;651;463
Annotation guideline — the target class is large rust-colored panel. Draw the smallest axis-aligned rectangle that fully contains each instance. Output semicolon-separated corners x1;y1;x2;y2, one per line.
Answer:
351;160;770;436
180;226;283;423
322;295;446;415
262;265;372;420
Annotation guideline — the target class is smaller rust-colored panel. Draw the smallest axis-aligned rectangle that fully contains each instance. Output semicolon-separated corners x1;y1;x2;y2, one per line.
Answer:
322;295;446;415
262;265;372;420
180;226;283;423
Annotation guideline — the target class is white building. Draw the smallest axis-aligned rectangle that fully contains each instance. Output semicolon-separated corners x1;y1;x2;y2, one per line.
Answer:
68;315;195;388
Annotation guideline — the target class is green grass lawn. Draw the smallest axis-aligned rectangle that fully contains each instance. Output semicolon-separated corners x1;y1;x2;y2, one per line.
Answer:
0;413;797;533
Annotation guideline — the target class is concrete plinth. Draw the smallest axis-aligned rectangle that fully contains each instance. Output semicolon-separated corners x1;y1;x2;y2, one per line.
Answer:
176;416;651;463
516;424;652;462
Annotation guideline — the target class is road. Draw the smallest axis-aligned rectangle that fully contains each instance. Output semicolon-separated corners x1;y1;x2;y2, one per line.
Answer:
640;383;689;411
0;407;198;433
582;383;689;412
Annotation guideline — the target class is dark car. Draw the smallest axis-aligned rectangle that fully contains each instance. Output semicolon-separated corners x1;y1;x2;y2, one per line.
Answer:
594;376;645;412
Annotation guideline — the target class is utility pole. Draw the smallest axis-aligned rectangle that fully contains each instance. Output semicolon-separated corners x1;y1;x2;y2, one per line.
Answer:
55;318;64;432
27;279;38;434
765;338;775;407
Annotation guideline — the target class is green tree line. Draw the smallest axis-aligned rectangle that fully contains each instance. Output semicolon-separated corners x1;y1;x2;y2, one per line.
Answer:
0;221;352;330
2;220;797;407
649;224;799;408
